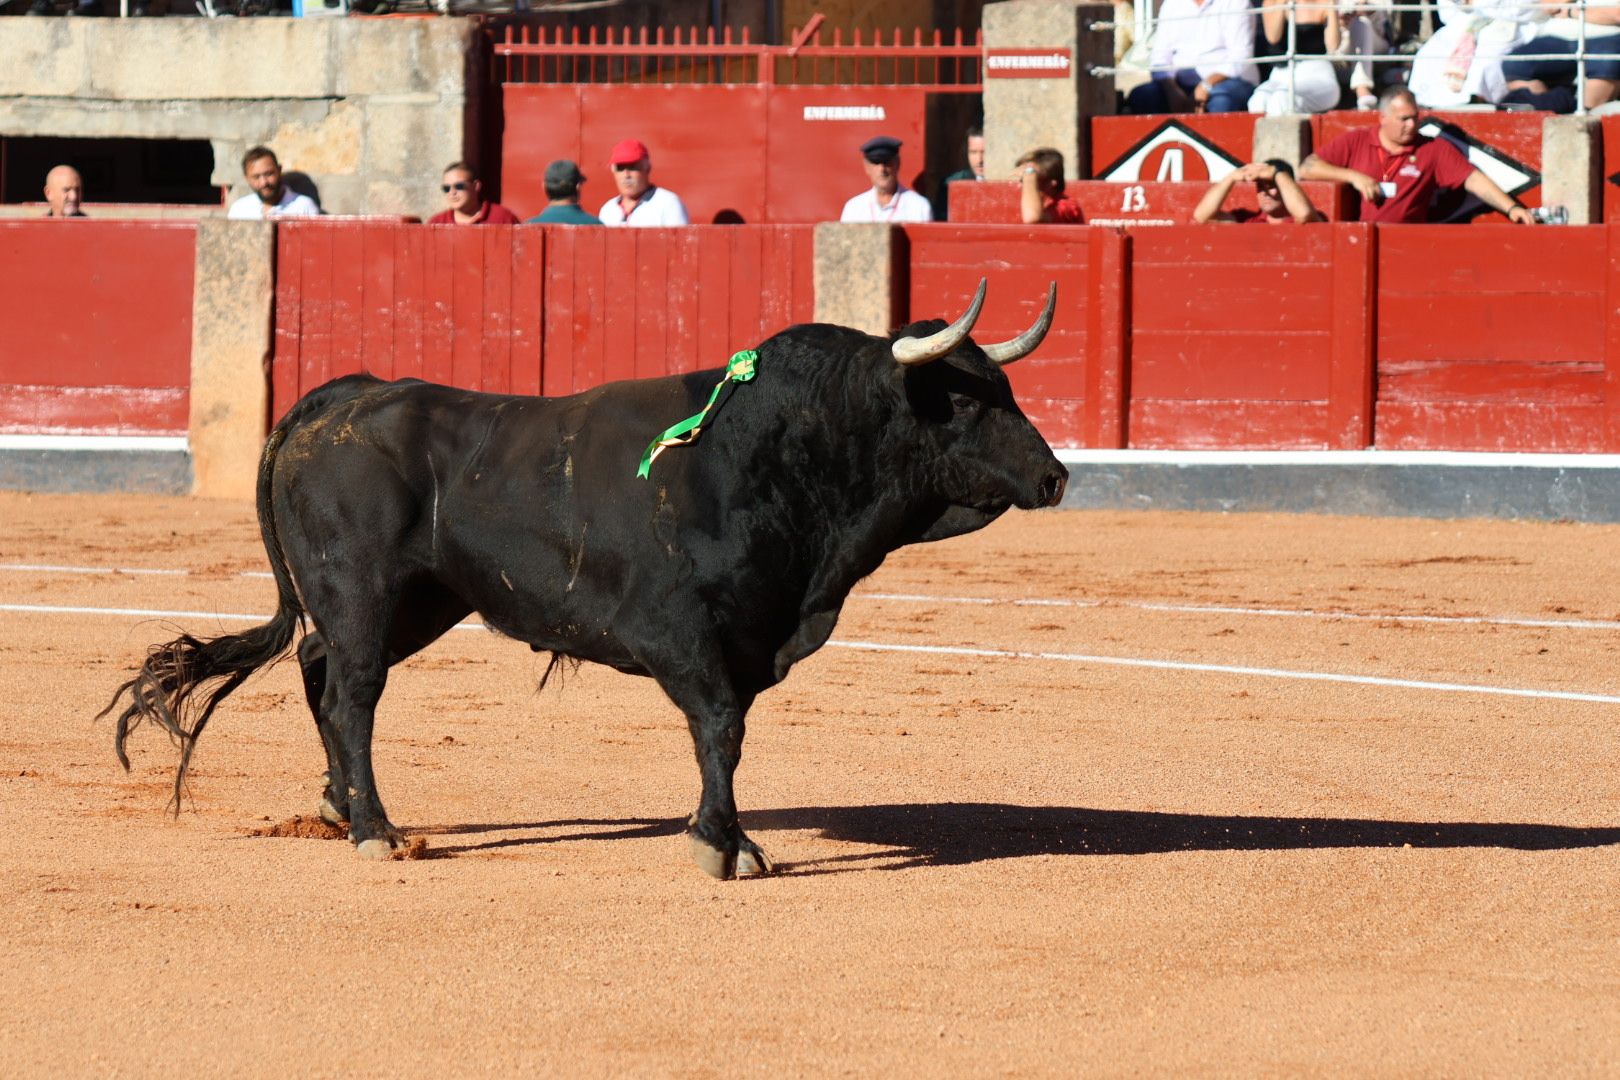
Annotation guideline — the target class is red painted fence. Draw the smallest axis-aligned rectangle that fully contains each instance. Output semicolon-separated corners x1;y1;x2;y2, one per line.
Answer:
0;221;196;436
271;222;816;420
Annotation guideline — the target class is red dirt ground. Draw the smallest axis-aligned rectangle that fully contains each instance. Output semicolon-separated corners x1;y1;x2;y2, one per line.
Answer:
2;490;1617;1076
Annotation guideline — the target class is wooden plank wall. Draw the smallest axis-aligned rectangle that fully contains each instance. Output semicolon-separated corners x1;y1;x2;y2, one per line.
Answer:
0;221;196;436
1376;225;1610;451
271;223;814;422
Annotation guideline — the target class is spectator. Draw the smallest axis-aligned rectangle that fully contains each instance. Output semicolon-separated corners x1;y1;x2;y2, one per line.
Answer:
1017;148;1083;224
1409;0;1545;109
1501;1;1620;113
227;146;320;221
1193;159;1325;223
1299;86;1533;224
1340;0;1395;109
1248;0;1344;115
427;162;519;225
43;165;87;218
937;126;985;222
598;139;689;227
1127;0;1258;114
840;135;933;223
528;160;601;225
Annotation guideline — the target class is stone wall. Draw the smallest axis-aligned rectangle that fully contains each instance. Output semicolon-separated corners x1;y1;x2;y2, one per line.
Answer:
0;19;479;218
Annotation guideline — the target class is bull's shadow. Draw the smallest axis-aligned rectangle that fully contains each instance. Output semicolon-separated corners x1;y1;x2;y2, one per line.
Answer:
420;804;1620;870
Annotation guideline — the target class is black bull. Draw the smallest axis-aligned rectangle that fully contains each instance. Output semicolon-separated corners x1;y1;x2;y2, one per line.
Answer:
102;279;1068;877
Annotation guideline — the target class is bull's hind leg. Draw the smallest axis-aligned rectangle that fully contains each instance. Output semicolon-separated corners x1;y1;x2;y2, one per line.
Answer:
321;647;400;860
297;632;350;828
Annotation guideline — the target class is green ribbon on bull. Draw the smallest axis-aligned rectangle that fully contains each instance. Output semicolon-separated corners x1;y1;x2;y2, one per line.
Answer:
636;349;759;479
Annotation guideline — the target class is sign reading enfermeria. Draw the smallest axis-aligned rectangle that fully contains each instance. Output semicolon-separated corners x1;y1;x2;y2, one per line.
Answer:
985;49;1072;78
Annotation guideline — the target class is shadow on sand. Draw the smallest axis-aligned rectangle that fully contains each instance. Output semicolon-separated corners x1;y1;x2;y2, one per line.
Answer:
416;803;1620;871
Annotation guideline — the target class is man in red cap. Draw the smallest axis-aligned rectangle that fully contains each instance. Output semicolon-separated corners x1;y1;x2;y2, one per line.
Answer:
598;139;690;226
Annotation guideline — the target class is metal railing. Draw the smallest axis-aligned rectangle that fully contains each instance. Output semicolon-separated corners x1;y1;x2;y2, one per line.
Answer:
1091;0;1609;115
493;18;983;88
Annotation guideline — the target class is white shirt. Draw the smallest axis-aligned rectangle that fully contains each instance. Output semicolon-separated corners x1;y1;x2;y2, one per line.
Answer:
228;187;321;220
1149;0;1259;84
839;185;933;223
598;186;690;226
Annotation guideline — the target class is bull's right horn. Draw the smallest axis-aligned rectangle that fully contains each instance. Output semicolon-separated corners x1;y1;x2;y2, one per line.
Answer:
981;283;1058;365
892;278;987;366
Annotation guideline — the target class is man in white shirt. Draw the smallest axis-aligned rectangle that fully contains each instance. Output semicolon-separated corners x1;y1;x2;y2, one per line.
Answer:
227;146;321;221
839;136;933;223
598;139;690;227
1126;0;1258;114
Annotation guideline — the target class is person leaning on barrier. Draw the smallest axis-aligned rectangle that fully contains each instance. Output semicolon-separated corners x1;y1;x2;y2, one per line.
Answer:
598;139;690;227
1299;86;1534;224
937;126;985;222
43;165;87;218
527;160;601;225
227;146;320;221
1193;160;1325;224
839;135;933;223
1017;148;1083;224
1126;0;1258;114
427;161;519;225
1501;0;1620;113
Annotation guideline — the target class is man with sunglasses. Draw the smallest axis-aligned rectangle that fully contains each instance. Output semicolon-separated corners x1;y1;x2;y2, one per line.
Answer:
598;139;690;227
427;161;519;225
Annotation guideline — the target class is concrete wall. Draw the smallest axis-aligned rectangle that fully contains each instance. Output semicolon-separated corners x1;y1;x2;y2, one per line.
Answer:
0;20;479;218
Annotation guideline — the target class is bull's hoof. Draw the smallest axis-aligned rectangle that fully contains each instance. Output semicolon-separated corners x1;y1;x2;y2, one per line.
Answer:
736;840;775;877
688;831;775;879
355;838;397;861
318;796;349;828
689;832;736;879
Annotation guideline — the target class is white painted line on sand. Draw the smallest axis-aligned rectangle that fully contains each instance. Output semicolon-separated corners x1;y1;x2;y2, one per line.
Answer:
5;563;1617;634
4;600;1615;707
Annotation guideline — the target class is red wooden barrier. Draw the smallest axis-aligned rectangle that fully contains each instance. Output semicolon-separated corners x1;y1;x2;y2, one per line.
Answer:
946;179;1352;226
0;221;196;436
537;224;815;396
1313;110;1545;222
1126;224;1375;449
270;223;814;422
1375;224;1613;451
902;224;1128;447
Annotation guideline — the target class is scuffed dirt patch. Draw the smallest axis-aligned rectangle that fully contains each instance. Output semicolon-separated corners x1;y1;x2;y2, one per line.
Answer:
249;815;348;840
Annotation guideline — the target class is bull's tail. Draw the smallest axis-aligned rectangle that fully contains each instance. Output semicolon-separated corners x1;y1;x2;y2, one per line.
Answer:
98;376;381;811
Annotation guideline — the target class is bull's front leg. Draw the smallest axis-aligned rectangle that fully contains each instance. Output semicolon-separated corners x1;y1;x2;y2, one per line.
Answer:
681;700;774;880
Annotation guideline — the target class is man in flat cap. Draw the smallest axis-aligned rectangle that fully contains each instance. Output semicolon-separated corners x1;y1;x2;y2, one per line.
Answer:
839;135;933;223
527;160;601;225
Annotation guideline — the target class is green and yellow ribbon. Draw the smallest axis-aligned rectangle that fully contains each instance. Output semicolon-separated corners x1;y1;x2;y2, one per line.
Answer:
636;349;758;479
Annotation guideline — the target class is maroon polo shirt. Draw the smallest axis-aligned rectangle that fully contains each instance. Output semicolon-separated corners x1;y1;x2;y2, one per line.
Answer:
1315;127;1474;225
427;202;521;225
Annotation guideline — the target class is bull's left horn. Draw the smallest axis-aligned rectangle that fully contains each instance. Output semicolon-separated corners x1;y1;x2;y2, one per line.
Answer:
892;278;987;366
981;283;1058;365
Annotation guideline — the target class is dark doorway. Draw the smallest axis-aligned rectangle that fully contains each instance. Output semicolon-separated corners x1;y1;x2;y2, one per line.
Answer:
1;137;219;206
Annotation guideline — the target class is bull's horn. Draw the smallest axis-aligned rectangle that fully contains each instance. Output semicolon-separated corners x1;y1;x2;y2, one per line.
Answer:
981;283;1057;366
892;278;987;366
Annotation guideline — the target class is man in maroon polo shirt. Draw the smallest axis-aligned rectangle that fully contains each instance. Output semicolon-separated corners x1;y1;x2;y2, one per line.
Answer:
1300;87;1534;225
426;161;520;225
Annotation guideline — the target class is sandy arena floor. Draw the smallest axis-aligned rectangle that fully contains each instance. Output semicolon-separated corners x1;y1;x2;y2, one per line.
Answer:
1;490;1617;1077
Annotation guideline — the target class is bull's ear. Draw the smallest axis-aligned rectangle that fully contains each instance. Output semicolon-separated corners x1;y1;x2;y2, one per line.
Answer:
891;278;986;366
981;283;1057;365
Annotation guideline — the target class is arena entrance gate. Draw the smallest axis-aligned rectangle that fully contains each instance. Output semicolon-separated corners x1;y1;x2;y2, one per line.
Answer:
491;20;982;224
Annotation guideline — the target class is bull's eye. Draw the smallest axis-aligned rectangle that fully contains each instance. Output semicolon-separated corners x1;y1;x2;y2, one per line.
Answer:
948;392;984;419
